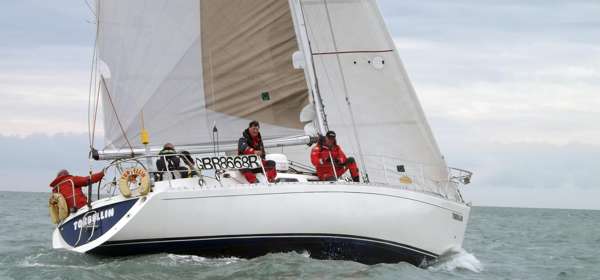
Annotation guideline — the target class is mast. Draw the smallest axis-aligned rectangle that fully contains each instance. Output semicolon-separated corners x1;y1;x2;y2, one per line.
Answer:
289;0;328;135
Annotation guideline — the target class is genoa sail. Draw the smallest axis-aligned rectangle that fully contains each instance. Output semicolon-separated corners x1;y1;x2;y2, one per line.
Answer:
201;0;309;131
96;0;309;151
298;0;453;194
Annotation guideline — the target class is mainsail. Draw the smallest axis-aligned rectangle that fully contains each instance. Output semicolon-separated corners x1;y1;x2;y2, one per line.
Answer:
297;0;451;192
96;0;309;151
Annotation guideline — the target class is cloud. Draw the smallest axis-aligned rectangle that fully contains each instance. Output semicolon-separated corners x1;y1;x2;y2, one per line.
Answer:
443;140;600;189
462;186;600;210
0;1;94;48
379;0;600;44
0;1;95;137
0;133;104;192
386;2;600;148
379;0;600;210
0;45;95;136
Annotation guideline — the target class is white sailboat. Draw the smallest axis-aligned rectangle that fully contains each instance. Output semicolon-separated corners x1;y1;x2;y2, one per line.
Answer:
51;0;473;267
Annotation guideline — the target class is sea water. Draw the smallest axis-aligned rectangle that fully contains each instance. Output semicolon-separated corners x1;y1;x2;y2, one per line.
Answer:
0;191;598;280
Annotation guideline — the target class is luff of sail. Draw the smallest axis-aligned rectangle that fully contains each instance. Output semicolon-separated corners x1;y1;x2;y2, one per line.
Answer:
299;0;454;195
96;0;310;151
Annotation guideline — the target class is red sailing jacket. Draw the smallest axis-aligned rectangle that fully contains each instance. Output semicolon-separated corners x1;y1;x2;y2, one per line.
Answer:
49;172;104;210
242;135;262;155
311;144;348;180
238;129;265;158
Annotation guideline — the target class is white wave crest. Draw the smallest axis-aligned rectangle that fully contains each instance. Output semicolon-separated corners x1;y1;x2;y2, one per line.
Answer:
166;254;241;266
300;250;311;258
428;247;483;273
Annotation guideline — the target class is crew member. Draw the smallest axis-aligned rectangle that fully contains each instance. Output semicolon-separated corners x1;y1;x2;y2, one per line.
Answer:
180;150;198;178
49;169;105;211
310;131;360;182
238;121;277;183
156;142;184;181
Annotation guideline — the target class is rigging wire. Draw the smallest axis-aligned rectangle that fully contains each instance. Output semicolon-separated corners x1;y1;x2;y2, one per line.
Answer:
84;0;97;18
86;1;134;159
301;17;359;164
86;0;101;199
322;0;369;182
298;2;329;133
87;0;101;152
86;17;98;149
101;75;135;156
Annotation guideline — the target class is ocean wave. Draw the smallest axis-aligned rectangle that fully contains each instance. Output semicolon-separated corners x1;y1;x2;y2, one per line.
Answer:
428;247;483;273
165;253;242;266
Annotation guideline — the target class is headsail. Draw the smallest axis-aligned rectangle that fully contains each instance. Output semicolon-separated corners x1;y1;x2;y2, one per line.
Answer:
298;0;451;192
96;0;309;151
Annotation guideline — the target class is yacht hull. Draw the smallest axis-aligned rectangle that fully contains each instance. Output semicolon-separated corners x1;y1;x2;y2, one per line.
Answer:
53;180;470;266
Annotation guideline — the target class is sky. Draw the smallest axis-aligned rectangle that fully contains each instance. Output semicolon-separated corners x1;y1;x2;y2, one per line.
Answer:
0;1;598;210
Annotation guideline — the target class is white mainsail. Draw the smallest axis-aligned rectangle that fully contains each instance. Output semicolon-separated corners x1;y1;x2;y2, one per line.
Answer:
97;0;309;151
298;0;452;193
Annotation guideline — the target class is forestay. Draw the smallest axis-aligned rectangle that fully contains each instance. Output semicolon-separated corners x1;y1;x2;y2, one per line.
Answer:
96;0;309;151
298;0;455;196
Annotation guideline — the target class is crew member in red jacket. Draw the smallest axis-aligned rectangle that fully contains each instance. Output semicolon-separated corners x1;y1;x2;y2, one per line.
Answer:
311;131;360;182
49;169;105;211
238;121;277;183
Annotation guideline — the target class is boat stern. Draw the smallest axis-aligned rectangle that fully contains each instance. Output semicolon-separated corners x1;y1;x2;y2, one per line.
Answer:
53;197;141;253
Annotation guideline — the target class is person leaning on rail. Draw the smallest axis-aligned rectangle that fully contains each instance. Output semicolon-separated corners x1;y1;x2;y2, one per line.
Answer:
310;130;360;182
49;169;105;212
155;142;187;181
179;150;198;178
238;120;277;183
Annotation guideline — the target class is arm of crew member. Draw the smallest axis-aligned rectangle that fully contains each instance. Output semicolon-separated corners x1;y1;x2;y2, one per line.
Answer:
336;148;348;165
238;138;255;155
71;171;104;187
242;147;255;155
89;171;105;183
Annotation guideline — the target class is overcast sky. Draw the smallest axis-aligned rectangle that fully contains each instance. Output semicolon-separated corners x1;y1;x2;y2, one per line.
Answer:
0;1;598;210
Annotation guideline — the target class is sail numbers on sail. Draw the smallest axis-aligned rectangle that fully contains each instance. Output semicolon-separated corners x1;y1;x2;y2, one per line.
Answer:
194;155;261;170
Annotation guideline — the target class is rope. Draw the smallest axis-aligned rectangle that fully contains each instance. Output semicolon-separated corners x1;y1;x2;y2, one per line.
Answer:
101;75;135;155
322;0;369;182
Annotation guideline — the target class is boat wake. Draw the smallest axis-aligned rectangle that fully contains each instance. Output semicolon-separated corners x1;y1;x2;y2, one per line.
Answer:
428;248;483;273
165;254;242;266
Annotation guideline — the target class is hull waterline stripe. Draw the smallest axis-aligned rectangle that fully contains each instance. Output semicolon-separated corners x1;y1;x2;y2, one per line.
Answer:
100;233;438;258
161;190;462;212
